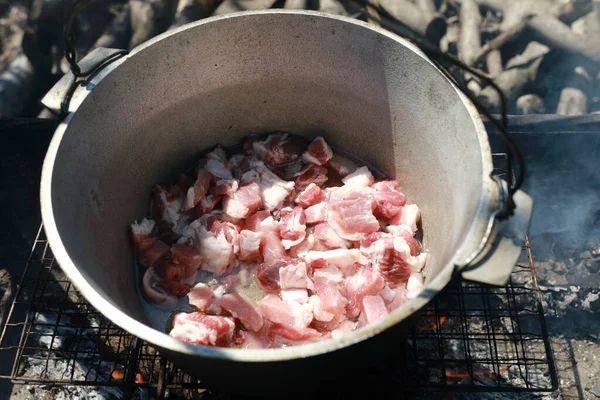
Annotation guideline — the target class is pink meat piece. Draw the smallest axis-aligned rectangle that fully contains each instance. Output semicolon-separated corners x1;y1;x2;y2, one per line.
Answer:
311;276;348;316
151;185;185;238
249;160;294;211
131;218;156;249
304;202;328;225
220;293;264;332
204;147;228;164
295;164;328;189
304;249;361;272
252;133;302;167
329;154;359;178
389;204;421;234
182;168;213;212
243;324;272;349
289;230;315;258
313;264;344;284
327;185;379;240
378;285;398;304
258;294;313;328
345;267;385;318
388;226;420;256
361;295;388;324
279;260;309;289
222;182;262;219
331;320;358;339
170;243;203;280
197;226;234;275
386;285;409;312
279;206;307;249
259;216;287;263
256;258;287;292
188;283;215;311
406;273;425;299
197;195;222;216
213;179;239;197
237;229;263;262
210;220;240;253
372;180;407;218
142;267;177;308
205;158;232;181
313;222;350;249
268;324;322;344
169;312;236;347
302;137;333;166
138;240;170;268
244;210;271;231
281;289;309;304
295;183;325;208
341;166;374;187
311;313;346;333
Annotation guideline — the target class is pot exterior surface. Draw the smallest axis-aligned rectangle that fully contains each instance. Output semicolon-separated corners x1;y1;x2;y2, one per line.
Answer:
41;11;492;382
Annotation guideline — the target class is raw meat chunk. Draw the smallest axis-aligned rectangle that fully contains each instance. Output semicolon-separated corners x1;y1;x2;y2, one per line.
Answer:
258;216;287;263
169;312;236;347
304;249;361;272
171;244;203;276
279;206;307;250
327;185;379;240
361;295;388;324
372;180;406;218
197;226;234;275
205;159;232;181
281;289;309;304
258;294;313;328
131;218;156;251
295;164;328;189
342;166;374;187
251;160;294;211
345;267;385;318
303;137;333;166
238;230;263;262
329;154;358;177
295;183;326;208
389;204;421;234
214;179;239;197
313;222;350;249
220;293;264;332
279;260;309;289
188;283;215;311
304;202;328;225
289;231;315;258
222;182;262;219
138;240;170;268
252;133;302;167
142;267;177;308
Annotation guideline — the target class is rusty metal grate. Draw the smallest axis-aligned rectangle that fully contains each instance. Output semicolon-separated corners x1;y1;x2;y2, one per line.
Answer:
0;224;558;397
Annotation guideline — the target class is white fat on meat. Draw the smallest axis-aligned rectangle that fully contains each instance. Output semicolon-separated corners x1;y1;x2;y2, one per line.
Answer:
304;202;328;225
281;289;309;304
390;204;421;234
331;320;358;339
131;218;155;236
393;237;427;273
250;160;294;211
197;226;234;275
289;230;315;258
279;206;307;250
304;249;361;272
205;159;232;180
155;186;183;228
313;222;349;249
341;166;374;187
182;186;196;211
279;261;309;289
406;273;424;299
238;230;262;261
327;185;379;241
313;265;344;284
258;294;313;328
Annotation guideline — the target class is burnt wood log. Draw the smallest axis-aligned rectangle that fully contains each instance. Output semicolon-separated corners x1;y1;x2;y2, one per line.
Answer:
92;4;133;50
130;0;178;49
458;0;482;65
477;41;549;110
213;0;277;15
170;0;219;29
0;53;36;118
516;94;545;114
284;0;307;9
485;49;502;78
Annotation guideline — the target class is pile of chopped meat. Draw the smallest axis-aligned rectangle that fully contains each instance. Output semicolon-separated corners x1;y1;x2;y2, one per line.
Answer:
130;133;427;348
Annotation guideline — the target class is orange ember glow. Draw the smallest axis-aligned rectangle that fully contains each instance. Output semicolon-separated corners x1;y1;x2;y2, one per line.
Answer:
416;316;447;332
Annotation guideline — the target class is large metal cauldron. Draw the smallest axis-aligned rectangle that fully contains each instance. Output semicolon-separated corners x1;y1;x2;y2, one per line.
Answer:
40;10;532;394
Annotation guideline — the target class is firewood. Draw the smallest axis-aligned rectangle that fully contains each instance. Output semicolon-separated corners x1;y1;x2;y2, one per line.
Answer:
213;0;277;15
458;0;481;65
0;53;36;119
169;0;219;29
92;4;132;50
516;94;545;115
129;0;178;49
284;0;308;9
320;0;349;15
477;41;549;110
485;49;502;78
379;0;432;36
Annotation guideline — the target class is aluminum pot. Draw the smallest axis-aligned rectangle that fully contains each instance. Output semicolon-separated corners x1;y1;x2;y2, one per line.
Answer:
40;10;532;393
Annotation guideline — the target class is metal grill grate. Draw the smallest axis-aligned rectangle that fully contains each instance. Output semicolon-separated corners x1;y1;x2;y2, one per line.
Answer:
0;224;558;397
0;155;557;398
